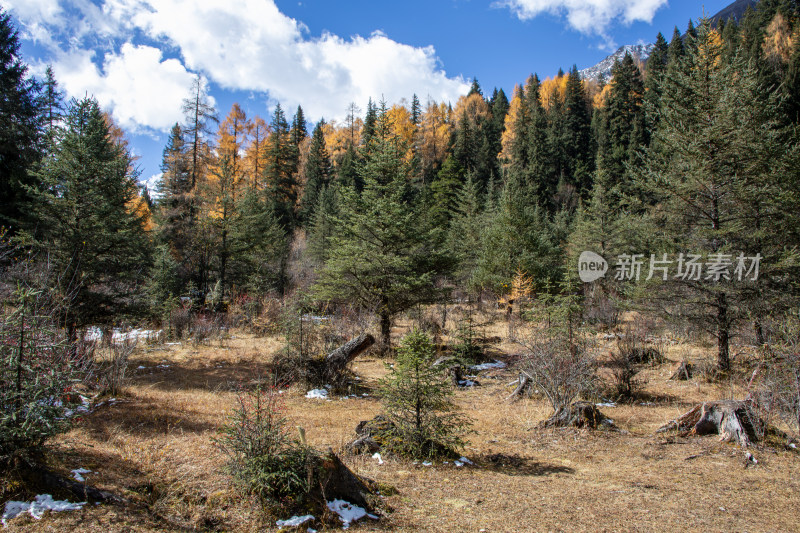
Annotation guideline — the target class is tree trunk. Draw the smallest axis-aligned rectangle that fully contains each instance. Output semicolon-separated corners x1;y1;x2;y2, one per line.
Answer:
379;309;391;355
313;449;379;512
754;320;765;346
539;402;616;429
717;292;730;371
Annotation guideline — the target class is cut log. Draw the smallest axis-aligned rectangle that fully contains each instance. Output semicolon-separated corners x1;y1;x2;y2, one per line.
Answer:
670;361;694;380
656;400;761;447
538;402;617;429
325;334;375;374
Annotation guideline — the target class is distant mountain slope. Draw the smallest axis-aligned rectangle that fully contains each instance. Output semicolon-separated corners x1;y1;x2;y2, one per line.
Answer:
578;0;760;82
710;0;759;25
578;43;654;82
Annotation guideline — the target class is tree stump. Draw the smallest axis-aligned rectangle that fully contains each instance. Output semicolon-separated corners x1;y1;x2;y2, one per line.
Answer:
346;415;395;454
506;373;532;401
656;400;761;447
538;402;616;429
314;449;379;512
670;361;694;380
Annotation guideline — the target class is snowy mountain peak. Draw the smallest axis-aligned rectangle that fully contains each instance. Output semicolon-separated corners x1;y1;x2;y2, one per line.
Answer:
579;43;655;83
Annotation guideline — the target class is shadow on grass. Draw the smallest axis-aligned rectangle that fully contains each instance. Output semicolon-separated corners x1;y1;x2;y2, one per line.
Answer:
129;357;271;393
478;452;575;477
82;392;220;440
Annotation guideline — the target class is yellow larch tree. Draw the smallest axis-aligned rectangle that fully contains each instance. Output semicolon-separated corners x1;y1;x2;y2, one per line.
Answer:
498;84;525;168
419;99;452;177
245;115;269;190
387;103;416;162
539;73;568;110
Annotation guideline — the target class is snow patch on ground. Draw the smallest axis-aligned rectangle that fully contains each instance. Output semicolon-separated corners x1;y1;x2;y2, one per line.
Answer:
305;389;329;400
2;495;85;526
372;452;384;465
326;500;377;529
276;514;315;528
469;360;507;371
596;402;617;408
71;468;92;482
84;327;163;345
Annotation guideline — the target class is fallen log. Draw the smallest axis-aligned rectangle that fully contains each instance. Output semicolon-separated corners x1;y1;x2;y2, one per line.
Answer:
325;334;375;375
656;400;761;447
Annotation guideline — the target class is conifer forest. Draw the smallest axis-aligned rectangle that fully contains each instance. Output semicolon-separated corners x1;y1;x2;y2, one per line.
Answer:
1;1;800;531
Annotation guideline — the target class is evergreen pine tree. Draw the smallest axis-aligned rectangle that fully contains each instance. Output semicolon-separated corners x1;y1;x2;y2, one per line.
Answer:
299;120;333;225
561;66;594;198
264;103;298;229
154;123;194;290
637;20;800;370
378;329;470;459
313;109;450;351
38;65;64;141
31;97;150;330
0;9;42;232
644;32;669;133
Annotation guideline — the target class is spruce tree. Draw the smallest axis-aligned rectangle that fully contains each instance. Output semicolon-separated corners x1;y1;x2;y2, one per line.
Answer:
378;329;470;459
38;65;65;142
473;176;562;295
313;109;450;351
637;20;800;371
154;123;194;290
561;66;594;198
31;97;150;331
644;33;669;134
446;173;486;295
264;103;298;229
299;120;333;225
0;9;42;232
228;188;286;294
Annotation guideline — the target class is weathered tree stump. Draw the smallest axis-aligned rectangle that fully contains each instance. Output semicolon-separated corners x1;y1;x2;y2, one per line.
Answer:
656;400;761;447
538;402;616;429
670;361;694;380
507;373;532;401
346;416;395;454
314;449;379;512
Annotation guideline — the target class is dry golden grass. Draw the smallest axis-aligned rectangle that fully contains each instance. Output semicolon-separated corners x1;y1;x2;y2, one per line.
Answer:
4;311;800;532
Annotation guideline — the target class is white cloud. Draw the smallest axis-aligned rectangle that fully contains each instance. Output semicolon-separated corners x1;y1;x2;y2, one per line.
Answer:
107;0;468;120
500;0;667;35
0;0;62;24
9;0;468;128
53;44;196;132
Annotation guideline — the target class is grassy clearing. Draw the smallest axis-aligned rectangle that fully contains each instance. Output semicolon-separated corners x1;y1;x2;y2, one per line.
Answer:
3;311;799;532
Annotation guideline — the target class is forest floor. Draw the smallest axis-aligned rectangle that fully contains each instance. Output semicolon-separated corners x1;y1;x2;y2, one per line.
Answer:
3;308;800;532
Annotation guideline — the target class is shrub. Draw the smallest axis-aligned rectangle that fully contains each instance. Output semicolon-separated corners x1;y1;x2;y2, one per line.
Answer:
96;338;137;396
216;384;316;512
0;286;84;465
378;329;471;459
751;314;800;439
516;297;597;415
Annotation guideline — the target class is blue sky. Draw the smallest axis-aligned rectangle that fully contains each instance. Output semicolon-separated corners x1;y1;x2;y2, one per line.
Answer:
2;0;732;186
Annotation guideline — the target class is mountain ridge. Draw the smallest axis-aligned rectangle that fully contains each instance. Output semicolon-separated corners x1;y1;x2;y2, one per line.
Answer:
578;0;760;82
